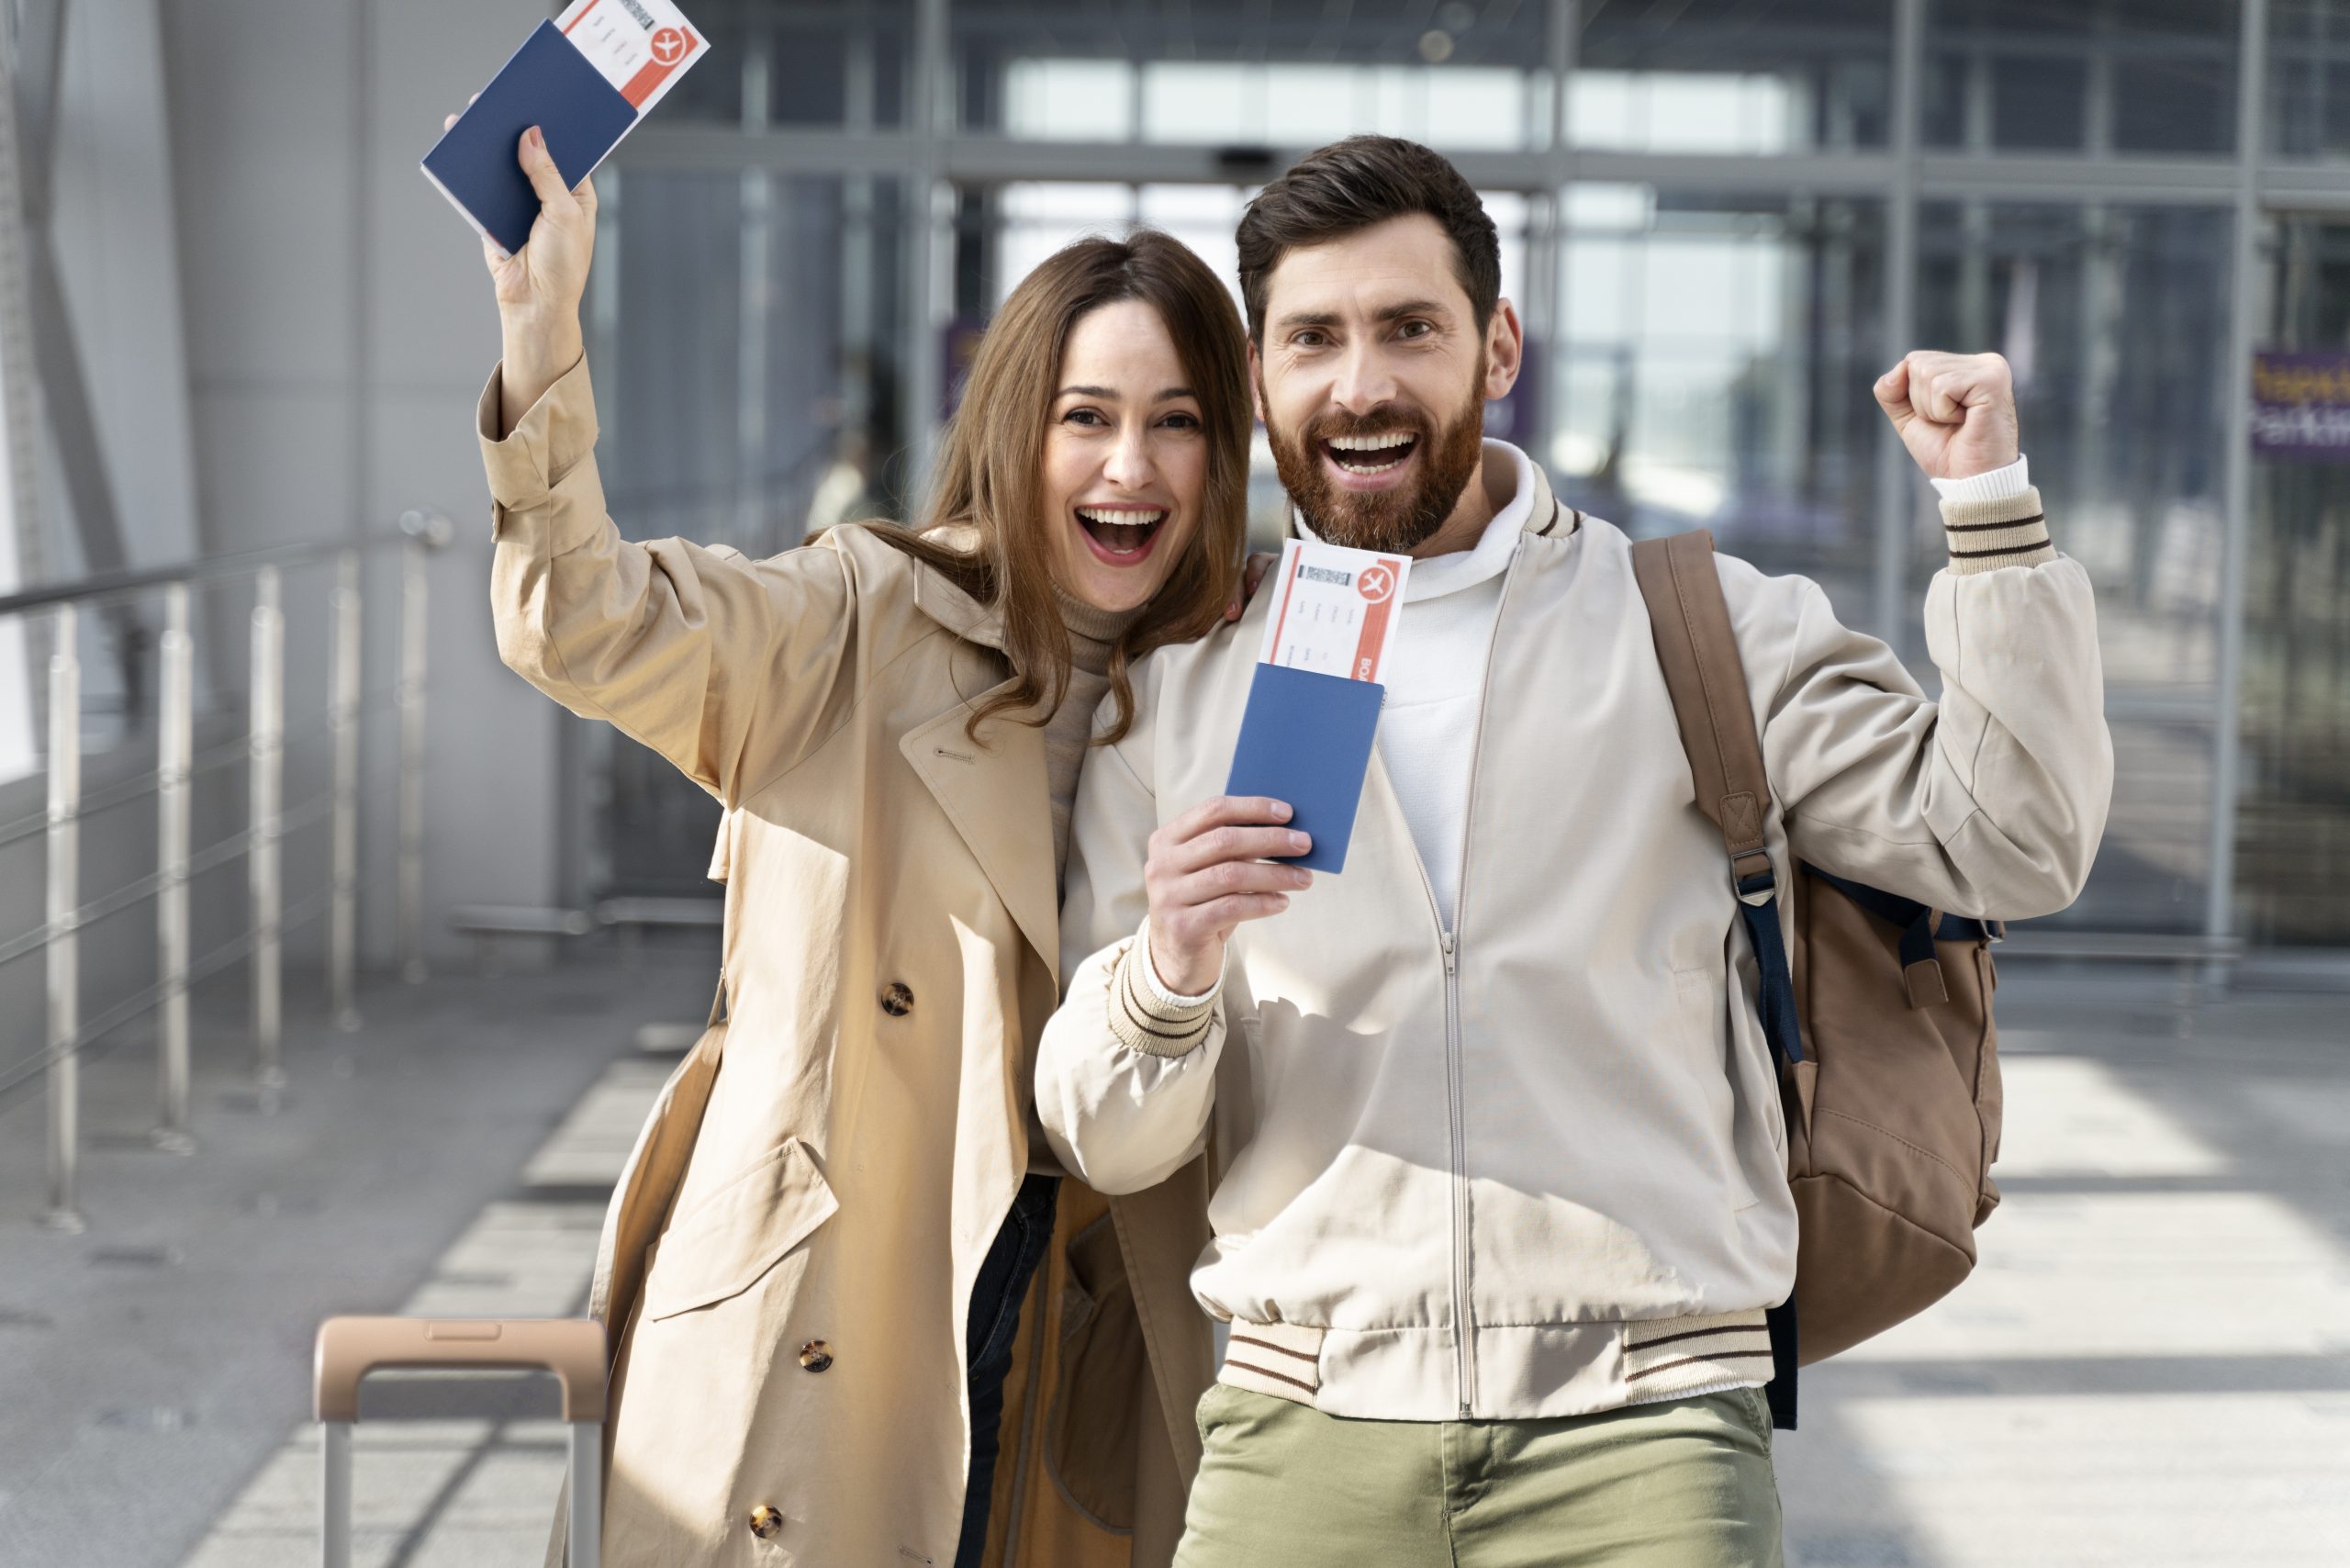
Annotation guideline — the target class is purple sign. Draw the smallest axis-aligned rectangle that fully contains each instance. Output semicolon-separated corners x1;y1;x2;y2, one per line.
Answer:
2252;351;2350;463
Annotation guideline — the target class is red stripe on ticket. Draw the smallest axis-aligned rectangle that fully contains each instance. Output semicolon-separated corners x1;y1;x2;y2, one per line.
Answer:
621;26;699;106
1350;557;1403;681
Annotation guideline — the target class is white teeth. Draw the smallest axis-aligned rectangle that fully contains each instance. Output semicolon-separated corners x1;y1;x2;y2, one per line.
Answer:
1076;507;1165;526
1327;433;1414;452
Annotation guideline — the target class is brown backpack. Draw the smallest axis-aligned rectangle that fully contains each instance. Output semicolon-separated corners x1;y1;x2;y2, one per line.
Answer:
1631;530;2006;1427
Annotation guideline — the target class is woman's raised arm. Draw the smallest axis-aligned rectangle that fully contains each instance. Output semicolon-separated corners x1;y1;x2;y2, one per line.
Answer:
466;118;860;804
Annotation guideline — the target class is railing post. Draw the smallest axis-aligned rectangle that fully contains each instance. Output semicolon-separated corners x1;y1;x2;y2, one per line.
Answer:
42;603;83;1232
396;524;430;984
153;582;195;1154
250;566;285;1092
328;551;362;1031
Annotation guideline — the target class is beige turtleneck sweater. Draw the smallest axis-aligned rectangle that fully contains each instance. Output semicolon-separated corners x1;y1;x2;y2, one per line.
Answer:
1045;586;1141;885
1022;588;1139;1180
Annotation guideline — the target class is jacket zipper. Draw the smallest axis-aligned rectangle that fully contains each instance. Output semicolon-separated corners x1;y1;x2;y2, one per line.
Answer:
1440;928;1470;1417
1408;548;1521;1420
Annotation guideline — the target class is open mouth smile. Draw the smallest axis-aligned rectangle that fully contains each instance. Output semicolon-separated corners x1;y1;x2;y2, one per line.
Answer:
1321;431;1420;482
1075;504;1167;565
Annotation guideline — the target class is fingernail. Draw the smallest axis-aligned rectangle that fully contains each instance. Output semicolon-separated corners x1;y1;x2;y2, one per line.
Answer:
1272;801;1292;821
1291;868;1312;887
528;126;543;149
1288;831;1309;852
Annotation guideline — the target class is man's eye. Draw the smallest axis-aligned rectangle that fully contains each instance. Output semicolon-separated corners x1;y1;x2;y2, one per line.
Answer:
1293;331;1326;348
1398;319;1433;340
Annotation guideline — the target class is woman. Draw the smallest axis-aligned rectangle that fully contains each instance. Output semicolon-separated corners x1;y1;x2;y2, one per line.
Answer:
467;125;1239;1567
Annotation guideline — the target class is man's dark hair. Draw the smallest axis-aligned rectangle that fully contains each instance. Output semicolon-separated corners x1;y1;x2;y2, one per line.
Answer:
1235;135;1501;344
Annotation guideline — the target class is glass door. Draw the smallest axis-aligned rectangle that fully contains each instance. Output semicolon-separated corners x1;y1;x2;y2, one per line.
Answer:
2239;214;2350;946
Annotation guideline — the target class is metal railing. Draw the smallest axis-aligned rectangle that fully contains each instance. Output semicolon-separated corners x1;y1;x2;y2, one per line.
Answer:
0;510;453;1232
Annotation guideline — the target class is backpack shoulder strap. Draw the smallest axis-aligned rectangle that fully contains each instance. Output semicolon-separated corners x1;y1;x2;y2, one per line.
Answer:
1628;531;1774;894
1630;527;1807;1431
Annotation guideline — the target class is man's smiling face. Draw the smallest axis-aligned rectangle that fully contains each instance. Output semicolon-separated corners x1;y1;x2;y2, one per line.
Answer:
1251;213;1519;555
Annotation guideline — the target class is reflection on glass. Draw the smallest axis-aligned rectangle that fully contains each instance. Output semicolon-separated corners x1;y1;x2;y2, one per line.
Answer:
960;0;1552;148
1572;0;1892;151
1549;188;1886;616
2269;0;2350;160
596;171;908;553
1923;0;2239;155
588;170;908;897
1915;202;2232;933
2243;217;2350;946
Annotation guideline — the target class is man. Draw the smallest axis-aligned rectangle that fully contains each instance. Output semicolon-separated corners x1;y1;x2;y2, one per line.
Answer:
1037;136;2111;1566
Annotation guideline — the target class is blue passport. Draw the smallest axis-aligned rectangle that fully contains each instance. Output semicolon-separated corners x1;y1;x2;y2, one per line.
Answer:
1224;663;1386;874
420;21;638;256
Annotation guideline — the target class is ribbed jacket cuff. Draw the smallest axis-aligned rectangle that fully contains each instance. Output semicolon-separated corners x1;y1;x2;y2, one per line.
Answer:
1104;935;1217;1059
1942;485;2054;575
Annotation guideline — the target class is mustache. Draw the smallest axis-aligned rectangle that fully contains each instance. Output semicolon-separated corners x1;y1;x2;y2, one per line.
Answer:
1299;407;1437;444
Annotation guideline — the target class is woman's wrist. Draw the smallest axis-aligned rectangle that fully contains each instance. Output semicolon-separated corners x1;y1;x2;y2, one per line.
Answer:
498;310;585;434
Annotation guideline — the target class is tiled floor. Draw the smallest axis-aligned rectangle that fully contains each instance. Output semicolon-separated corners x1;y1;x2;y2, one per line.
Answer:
5;959;2348;1566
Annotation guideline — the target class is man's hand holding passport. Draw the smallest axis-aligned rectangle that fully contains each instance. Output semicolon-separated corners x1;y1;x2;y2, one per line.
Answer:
1225;537;1413;875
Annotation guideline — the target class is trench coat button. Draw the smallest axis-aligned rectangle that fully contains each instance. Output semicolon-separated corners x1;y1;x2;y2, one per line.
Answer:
748;1505;784;1540
799;1339;834;1372
880;981;914;1016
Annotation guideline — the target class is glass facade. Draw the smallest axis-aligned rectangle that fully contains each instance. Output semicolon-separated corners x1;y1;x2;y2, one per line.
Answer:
580;0;2350;950
955;0;1556;149
653;0;916;128
1915;202;2234;933
1550;190;1886;611
2270;0;2350;158
1924;1;2241;154
2244;216;2350;946
1576;0;1893;152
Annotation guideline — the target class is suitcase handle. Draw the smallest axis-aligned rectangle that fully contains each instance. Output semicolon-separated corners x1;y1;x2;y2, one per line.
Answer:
313;1316;607;1422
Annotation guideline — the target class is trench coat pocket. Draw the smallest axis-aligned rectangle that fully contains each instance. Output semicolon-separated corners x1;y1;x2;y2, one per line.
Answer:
1046;1210;1144;1530
640;1136;839;1321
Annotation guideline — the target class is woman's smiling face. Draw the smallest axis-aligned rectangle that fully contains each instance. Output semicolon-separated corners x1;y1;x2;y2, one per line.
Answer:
1040;299;1210;613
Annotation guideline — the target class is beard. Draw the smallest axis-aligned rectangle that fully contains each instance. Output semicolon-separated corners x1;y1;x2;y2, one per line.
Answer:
1263;359;1487;554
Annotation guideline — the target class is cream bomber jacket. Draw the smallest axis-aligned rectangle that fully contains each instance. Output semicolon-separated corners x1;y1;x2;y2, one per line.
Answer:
1035;458;2112;1424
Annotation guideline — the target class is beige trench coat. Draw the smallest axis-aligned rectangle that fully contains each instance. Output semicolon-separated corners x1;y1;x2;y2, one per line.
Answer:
477;359;1214;1568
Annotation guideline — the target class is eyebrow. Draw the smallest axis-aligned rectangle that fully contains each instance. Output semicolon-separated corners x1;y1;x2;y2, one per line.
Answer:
1274;298;1453;330
1056;385;1195;402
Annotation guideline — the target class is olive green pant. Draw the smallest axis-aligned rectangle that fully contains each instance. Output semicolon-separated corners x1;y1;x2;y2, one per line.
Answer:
1174;1383;1784;1568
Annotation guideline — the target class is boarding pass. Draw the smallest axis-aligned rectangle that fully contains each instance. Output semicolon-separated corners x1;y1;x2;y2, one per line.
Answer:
1255;538;1412;683
556;0;708;116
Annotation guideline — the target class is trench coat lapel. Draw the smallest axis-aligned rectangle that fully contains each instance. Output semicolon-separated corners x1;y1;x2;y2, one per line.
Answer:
902;560;1061;986
900;690;1059;988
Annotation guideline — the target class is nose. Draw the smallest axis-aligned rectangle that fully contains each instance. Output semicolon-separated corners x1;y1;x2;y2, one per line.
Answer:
1102;422;1156;490
1330;341;1398;417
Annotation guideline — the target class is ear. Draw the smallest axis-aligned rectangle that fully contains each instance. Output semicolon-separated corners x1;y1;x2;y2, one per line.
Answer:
1483;299;1525;403
1248;339;1267;424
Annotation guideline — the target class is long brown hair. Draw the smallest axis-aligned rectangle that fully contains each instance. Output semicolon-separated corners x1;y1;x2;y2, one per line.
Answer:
872;230;1250;744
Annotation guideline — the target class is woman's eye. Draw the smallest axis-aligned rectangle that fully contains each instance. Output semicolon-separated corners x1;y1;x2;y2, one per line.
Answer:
1064;408;1106;426
1162;411;1200;430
